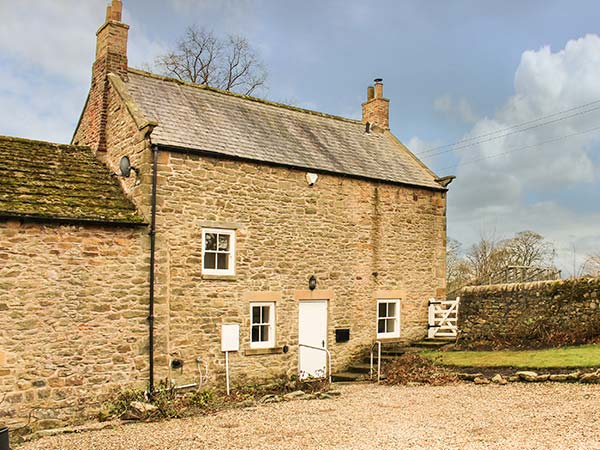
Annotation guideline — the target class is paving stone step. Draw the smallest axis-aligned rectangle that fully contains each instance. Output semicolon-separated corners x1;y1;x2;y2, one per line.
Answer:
346;362;373;374
331;371;370;383
409;339;454;348
361;354;404;364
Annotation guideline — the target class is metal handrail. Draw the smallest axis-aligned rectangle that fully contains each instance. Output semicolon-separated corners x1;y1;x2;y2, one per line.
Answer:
370;340;382;383
299;343;332;383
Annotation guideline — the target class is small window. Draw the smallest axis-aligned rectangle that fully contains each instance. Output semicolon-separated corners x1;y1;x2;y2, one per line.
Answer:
377;299;400;338
202;228;235;276
250;302;275;348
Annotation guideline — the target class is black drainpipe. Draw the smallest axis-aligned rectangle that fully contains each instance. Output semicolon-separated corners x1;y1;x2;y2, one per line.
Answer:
148;144;158;395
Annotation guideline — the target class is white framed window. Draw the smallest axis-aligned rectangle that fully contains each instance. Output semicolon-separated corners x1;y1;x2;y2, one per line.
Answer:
377;299;400;338
250;302;275;348
201;228;235;276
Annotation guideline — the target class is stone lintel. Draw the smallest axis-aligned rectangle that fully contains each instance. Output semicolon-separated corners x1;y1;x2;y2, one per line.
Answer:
294;289;334;301
374;289;404;299
242;291;282;302
198;220;244;230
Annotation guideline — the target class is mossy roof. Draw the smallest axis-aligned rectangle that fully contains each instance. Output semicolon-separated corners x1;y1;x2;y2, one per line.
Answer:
123;68;443;190
0;135;144;224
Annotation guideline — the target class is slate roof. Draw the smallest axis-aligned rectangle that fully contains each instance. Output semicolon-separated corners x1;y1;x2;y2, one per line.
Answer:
0;135;144;224
124;69;443;190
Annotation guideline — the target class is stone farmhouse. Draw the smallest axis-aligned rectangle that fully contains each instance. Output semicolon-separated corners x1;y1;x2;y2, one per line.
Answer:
0;0;450;427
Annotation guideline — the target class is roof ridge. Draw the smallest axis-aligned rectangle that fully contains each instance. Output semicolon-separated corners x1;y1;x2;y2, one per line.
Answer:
0;134;89;151
127;67;363;125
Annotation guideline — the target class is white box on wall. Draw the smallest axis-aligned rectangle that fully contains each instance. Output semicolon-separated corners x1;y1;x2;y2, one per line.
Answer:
221;324;240;352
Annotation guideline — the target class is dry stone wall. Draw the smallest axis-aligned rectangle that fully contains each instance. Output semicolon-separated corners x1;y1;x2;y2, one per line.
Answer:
154;152;447;386
0;221;148;430
458;277;600;347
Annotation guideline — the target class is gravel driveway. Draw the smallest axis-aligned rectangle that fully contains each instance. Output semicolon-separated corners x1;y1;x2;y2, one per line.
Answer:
16;383;600;449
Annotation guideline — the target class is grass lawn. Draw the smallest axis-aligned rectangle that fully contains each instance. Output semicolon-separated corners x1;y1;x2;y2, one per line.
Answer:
421;344;600;369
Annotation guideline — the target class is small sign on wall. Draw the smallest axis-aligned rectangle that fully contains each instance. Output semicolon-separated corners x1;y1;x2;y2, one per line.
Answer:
221;324;240;352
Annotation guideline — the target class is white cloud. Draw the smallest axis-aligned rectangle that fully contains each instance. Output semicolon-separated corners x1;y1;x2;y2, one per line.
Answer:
440;34;600;275
0;1;103;83
0;0;165;143
0;62;86;142
433;94;479;124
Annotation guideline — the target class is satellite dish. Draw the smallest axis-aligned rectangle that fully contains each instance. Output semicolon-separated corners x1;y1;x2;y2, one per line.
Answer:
119;156;132;177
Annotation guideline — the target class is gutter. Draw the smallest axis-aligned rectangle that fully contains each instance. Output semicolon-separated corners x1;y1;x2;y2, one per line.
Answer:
148;144;158;395
0;214;146;228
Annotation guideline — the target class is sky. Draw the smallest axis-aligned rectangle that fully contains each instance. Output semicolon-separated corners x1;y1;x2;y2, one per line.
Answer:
0;0;599;275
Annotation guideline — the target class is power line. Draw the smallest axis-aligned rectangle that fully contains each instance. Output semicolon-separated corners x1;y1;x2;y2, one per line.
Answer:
422;104;600;159
417;99;600;158
438;124;600;172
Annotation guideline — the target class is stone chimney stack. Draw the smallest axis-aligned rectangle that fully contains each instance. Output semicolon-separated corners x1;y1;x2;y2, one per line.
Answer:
95;0;128;79
74;1;129;152
362;78;390;130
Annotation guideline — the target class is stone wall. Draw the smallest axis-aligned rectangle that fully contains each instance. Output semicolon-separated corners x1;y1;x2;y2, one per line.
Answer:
458;277;600;347
154;151;447;386
0;221;148;430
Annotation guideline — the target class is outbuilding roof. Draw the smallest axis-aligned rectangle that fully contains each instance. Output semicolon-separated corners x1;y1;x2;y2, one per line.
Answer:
0;135;144;225
122;69;443;190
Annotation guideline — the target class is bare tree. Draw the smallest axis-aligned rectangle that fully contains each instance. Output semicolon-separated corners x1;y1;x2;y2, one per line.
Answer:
449;230;559;288
582;252;600;276
501;231;556;267
500;231;555;267
465;231;506;282
446;238;473;293
155;26;268;95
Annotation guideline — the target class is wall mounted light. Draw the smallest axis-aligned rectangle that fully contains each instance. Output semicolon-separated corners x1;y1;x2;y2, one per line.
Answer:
309;275;317;290
305;172;318;186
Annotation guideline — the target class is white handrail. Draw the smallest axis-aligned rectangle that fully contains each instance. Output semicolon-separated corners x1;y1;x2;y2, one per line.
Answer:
370;341;382;383
299;343;332;383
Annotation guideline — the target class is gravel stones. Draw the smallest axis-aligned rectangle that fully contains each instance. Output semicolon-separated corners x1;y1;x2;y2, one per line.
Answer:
16;383;600;450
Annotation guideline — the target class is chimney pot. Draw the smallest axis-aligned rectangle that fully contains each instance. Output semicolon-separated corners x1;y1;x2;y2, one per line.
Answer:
109;0;123;22
374;78;383;99
367;86;375;101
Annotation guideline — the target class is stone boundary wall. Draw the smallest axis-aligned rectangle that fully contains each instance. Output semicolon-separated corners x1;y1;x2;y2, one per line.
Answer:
458;277;600;346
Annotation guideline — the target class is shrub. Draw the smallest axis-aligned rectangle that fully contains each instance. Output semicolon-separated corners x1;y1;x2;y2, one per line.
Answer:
102;374;330;422
382;353;459;386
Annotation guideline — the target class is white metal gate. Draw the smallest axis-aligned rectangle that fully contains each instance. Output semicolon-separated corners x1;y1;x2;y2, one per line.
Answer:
428;297;460;339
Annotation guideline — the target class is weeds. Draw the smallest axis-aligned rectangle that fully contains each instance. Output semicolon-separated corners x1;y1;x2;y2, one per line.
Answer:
101;374;331;423
382;353;459;386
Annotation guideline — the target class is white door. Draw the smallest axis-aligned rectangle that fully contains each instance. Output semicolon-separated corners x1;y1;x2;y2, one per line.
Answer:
298;300;328;379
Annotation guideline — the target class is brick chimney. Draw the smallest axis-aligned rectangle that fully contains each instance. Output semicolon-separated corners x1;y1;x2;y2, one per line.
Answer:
362;78;390;130
74;0;129;152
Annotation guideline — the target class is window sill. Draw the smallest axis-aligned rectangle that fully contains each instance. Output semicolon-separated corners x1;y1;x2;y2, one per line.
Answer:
376;336;401;342
244;346;284;356
201;274;237;281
